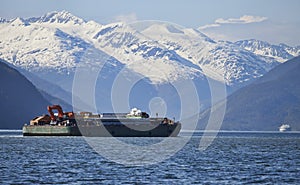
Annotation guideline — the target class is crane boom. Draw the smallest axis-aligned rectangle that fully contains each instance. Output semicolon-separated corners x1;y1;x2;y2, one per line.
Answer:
47;105;64;121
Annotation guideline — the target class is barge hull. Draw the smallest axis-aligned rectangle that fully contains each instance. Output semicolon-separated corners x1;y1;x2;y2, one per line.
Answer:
23;123;181;137
78;123;181;137
22;125;81;136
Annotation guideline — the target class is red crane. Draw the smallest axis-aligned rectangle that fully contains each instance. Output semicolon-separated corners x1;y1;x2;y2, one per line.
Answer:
47;105;64;121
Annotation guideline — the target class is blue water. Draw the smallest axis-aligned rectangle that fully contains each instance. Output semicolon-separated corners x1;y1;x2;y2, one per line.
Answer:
1;131;300;184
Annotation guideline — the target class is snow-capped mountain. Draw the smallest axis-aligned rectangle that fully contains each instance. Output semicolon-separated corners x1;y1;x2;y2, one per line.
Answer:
0;11;299;115
235;39;300;63
90;22;204;84
138;23;282;86
0;12;203;85
28;11;85;24
1;11;299;87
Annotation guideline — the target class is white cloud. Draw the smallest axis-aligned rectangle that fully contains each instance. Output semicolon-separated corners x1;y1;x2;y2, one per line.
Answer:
198;17;300;46
199;23;220;30
114;13;137;23
200;15;268;29
215;15;268;24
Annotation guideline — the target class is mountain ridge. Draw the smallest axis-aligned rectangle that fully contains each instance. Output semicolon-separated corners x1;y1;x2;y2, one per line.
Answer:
1;11;299;87
235;39;300;62
0;59;50;129
198;56;300;131
0;11;299;115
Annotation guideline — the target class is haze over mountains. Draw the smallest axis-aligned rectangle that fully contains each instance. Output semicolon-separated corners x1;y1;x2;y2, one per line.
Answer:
0;11;299;130
198;56;300;131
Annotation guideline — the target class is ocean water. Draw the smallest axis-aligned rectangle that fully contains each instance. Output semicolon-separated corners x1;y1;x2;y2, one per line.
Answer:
0;130;299;184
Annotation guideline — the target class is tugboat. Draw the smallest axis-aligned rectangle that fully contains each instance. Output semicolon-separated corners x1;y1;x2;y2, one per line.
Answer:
22;105;181;137
22;105;80;136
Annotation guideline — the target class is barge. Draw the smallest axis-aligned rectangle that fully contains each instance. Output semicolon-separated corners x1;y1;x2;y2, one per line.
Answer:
22;105;181;137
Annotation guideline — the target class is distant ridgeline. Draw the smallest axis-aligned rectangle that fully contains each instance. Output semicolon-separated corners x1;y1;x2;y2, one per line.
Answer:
1;55;300;130
198;56;300;131
1;11;300;129
0;59;50;129
0;10;300;130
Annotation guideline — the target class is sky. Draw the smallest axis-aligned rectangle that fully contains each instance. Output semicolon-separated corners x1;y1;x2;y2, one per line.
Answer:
1;0;300;46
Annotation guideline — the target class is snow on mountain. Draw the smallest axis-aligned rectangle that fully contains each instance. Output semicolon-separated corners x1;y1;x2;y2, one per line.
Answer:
0;20;89;73
201;41;278;85
235;39;300;63
0;12;109;93
11;17;30;26
27;11;104;42
139;23;223;80
0;11;299;114
279;43;300;57
28;10;85;25
0;11;203;85
90;22;204;83
139;23;280;86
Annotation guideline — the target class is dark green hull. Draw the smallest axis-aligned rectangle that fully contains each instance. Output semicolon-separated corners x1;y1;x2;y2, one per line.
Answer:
22;125;81;136
76;118;181;137
78;123;181;137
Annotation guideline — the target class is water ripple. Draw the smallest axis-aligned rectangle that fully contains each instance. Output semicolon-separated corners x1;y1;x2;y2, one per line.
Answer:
0;132;299;184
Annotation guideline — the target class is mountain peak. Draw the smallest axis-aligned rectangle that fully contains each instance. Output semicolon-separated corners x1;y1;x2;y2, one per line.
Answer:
235;39;299;62
1;11;299;89
236;39;271;48
141;23;184;35
29;10;85;24
10;17;29;26
183;28;215;43
140;23;215;44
